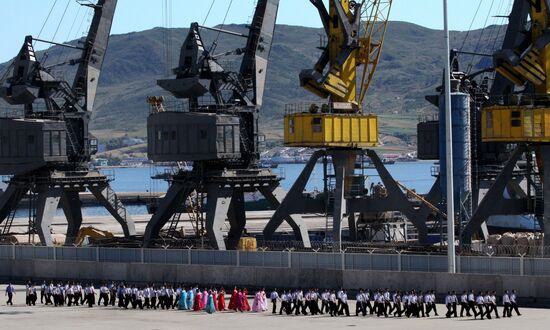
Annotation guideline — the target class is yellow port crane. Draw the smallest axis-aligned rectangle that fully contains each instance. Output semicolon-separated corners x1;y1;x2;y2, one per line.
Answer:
462;0;550;245
263;0;437;250
285;0;392;148
482;0;550;143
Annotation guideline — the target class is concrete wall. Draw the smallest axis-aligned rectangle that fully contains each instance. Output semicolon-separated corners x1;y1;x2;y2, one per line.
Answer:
2;259;550;304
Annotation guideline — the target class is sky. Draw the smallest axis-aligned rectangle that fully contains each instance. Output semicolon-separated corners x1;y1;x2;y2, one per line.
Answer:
0;0;513;63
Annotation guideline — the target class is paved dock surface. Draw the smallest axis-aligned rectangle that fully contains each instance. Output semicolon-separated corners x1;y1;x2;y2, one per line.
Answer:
0;286;547;329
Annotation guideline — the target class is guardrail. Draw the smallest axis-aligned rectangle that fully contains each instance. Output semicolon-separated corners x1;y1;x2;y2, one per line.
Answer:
1;244;549;276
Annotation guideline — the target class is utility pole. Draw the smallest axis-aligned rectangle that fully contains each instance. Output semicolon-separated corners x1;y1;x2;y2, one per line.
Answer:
443;0;456;273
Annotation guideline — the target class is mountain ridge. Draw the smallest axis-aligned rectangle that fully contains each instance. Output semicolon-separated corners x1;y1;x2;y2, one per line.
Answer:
0;21;504;149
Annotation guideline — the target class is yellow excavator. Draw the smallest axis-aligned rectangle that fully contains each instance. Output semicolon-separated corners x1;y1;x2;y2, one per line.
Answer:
74;226;114;247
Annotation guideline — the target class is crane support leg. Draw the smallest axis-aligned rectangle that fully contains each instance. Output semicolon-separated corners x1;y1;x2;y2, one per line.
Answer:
35;188;62;246
226;190;246;250
541;145;550;245
89;184;136;237
263;151;324;242
367;149;429;243
259;186;311;248
462;146;526;244
205;186;232;250
331;151;356;250
61;190;83;246
143;182;193;246
0;184;28;224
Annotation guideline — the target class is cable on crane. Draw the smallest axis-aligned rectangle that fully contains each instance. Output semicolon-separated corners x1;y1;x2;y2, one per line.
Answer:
467;0;496;74
51;0;72;43
209;0;234;54
41;0;72;66
484;0;505;54
59;4;84;67
202;0;217;26
36;0;59;44
459;0;483;51
490;0;512;52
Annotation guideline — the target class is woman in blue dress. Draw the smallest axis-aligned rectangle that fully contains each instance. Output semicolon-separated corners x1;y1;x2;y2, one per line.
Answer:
205;291;217;314
178;289;188;310
187;288;194;310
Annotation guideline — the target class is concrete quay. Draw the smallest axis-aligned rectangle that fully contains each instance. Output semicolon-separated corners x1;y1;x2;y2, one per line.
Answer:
0;285;547;330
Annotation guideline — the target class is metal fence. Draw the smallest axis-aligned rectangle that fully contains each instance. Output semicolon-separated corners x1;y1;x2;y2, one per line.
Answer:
1;244;549;276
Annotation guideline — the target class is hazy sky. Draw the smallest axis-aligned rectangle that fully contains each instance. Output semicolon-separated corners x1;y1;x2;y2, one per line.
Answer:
0;0;512;63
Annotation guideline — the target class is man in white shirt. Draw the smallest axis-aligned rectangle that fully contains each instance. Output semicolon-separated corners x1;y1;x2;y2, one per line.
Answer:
484;292;492;319
376;291;387;317
459;290;469;317
98;284;109;307
329;290;338;317
270;288;279;314
321;290;329;315
468;290;476;318
66;284;74;307
475;292;485;320
502;290;511;317
393;291;403;317
136;289;144;310
279;291;288;315
340;290;350;316
124;285;133;309
489;291;500;319
409;291;419;317
355;289;365;316
510;290;521;316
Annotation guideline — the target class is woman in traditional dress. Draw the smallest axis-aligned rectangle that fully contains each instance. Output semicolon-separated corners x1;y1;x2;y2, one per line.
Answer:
212;290;218;312
217;287;226;311
192;290;202;311
252;290;262;312
205;291;217;314
228;287;238;311
242;288;251;311
187;287;194;310
259;289;268;311
178;289;188;310
202;289;208;310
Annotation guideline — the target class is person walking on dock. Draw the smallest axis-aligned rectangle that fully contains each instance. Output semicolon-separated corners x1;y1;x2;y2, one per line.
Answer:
502;290;511;317
510;290;521;316
5;283;15;306
270;289;279;314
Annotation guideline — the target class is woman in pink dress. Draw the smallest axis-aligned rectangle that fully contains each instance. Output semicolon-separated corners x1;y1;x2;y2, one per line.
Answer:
259;289;268;311
201;289;208;310
252;290;262;312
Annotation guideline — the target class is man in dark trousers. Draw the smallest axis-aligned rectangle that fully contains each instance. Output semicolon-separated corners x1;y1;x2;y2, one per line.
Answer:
510;290;521;316
270;289;279;314
5;283;15;306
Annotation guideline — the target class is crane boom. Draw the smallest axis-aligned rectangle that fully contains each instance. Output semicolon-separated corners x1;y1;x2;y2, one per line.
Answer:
73;0;118;112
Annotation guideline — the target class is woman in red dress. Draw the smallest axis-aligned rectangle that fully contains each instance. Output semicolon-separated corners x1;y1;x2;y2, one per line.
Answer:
228;287;238;311
193;291;202;311
217;287;226;311
241;288;251;311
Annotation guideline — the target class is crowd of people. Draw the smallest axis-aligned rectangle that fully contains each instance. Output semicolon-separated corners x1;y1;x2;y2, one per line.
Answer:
4;282;522;320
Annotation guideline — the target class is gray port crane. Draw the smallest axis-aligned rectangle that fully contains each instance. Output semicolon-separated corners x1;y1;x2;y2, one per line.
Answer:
0;0;135;246
143;0;310;250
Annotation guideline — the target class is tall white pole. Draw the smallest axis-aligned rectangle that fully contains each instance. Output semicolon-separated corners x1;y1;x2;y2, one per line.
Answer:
443;0;456;273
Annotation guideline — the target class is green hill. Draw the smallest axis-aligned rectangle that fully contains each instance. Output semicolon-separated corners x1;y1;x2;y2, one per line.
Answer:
0;22;504;149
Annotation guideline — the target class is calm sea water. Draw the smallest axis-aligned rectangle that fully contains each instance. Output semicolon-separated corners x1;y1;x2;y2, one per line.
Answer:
9;161;436;217
106;161;436;195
